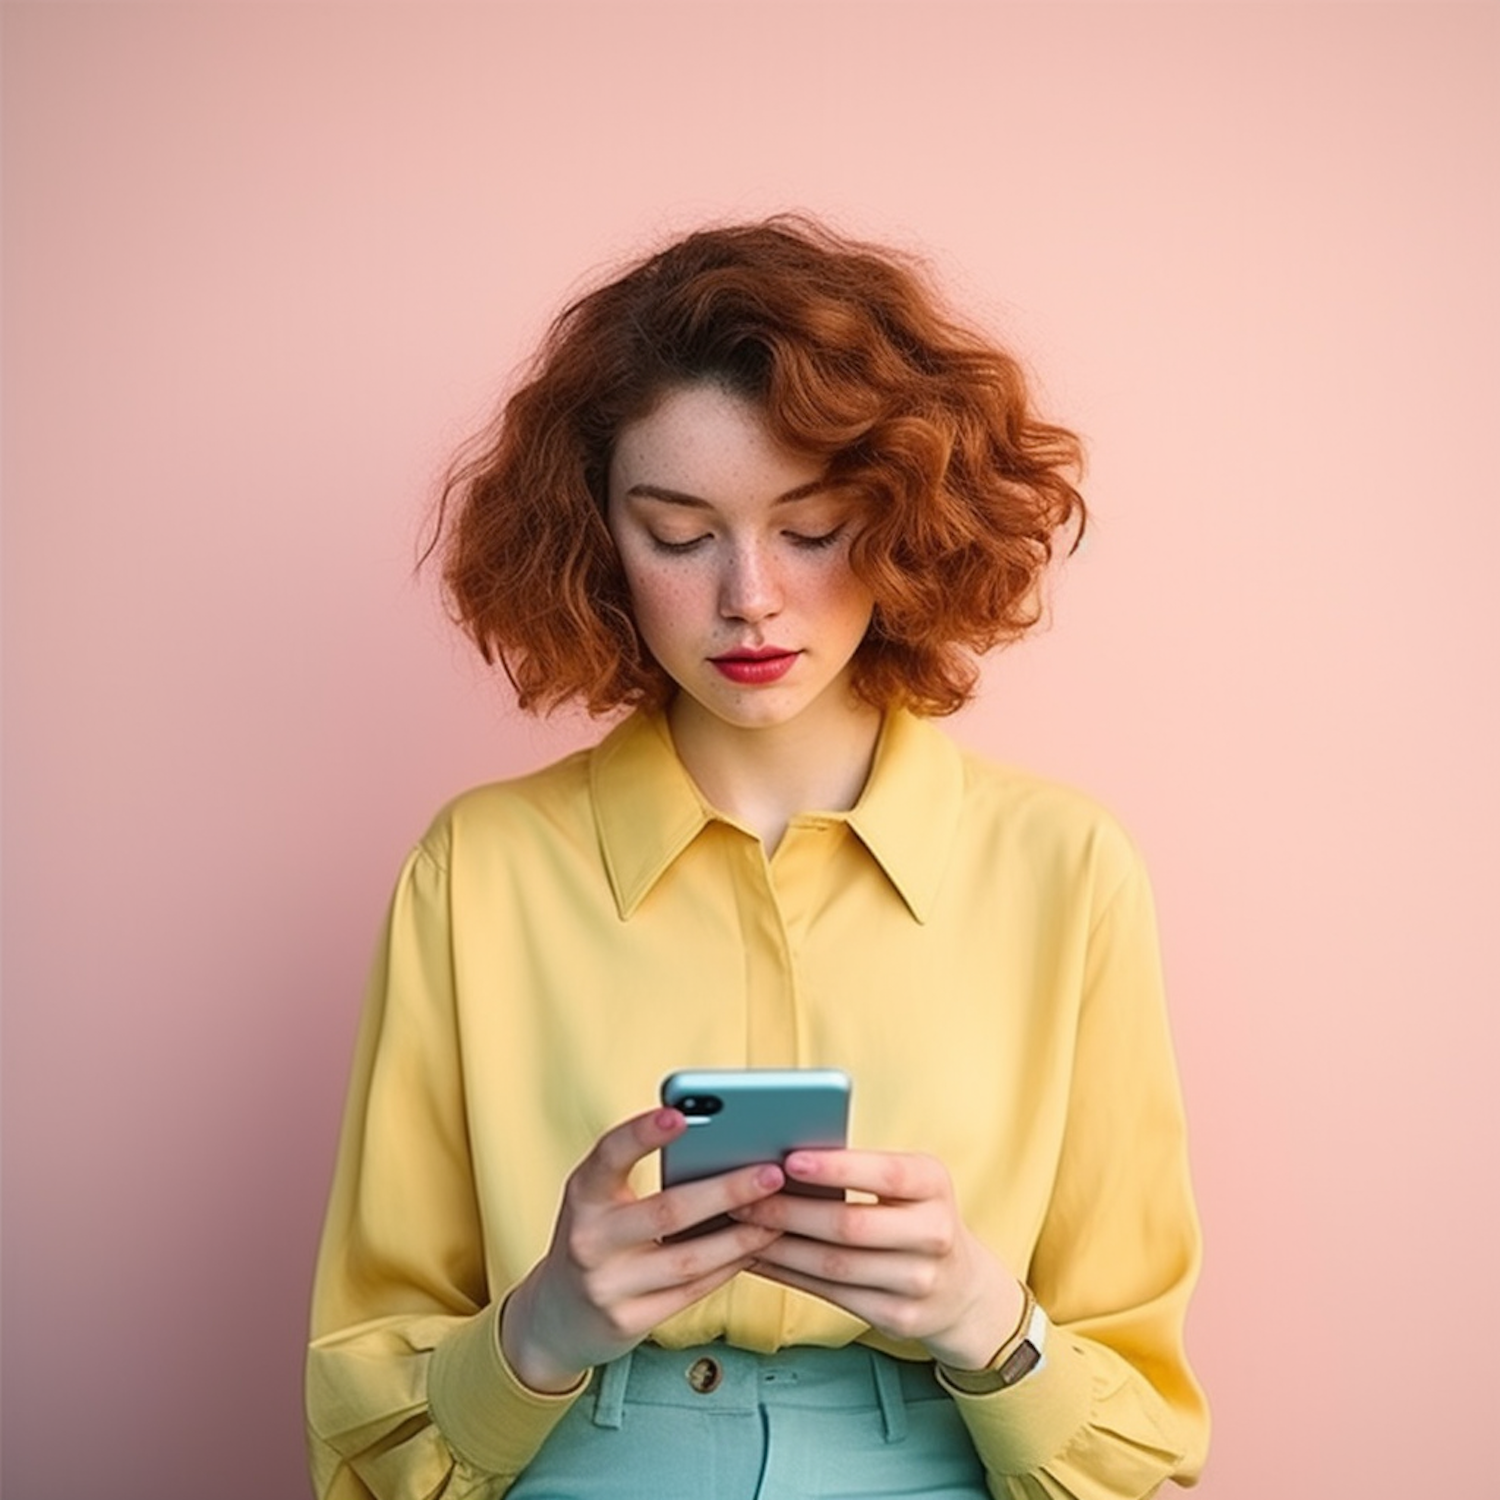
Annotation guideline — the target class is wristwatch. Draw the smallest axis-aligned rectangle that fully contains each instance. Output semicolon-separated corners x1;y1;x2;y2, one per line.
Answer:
937;1286;1048;1395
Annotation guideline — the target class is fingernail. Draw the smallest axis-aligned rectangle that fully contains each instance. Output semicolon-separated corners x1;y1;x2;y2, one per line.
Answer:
784;1152;812;1175
655;1108;681;1130
756;1164;783;1189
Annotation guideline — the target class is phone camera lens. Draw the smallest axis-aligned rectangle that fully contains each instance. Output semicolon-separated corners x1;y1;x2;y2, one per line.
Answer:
678;1094;723;1117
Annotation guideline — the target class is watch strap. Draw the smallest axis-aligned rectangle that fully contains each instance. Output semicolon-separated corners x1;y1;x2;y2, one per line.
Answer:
937;1285;1048;1395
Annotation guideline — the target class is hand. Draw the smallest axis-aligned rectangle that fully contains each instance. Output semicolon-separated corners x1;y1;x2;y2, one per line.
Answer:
500;1108;787;1392
731;1149;1025;1370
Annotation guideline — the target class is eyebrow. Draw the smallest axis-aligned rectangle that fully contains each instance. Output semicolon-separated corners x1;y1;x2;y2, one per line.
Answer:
623;478;831;509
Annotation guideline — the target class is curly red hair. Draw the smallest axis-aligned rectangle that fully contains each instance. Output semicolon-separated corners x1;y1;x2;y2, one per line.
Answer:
433;215;1084;716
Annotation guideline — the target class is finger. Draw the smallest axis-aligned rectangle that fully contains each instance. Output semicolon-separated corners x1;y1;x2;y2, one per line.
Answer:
614;1251;773;1335
616;1161;787;1248
781;1149;948;1202
732;1191;944;1254
748;1233;940;1297
571;1109;687;1201
600;1219;785;1303
746;1259;931;1337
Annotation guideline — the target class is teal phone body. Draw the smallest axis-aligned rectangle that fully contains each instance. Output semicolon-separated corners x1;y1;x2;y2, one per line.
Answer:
659;1068;851;1235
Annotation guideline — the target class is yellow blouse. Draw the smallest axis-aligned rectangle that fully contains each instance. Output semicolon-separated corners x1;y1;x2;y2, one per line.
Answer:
306;710;1209;1498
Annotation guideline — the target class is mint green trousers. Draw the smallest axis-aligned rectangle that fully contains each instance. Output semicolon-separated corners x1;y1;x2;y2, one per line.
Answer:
505;1341;991;1499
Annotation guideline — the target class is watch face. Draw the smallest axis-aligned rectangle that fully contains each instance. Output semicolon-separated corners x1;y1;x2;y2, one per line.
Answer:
996;1340;1042;1387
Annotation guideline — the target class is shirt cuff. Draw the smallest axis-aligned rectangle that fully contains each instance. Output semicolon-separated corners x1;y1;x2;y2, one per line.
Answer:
427;1299;593;1479
939;1324;1094;1476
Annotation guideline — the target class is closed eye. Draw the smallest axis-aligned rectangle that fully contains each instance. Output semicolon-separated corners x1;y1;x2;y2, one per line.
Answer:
648;533;710;555
786;526;844;551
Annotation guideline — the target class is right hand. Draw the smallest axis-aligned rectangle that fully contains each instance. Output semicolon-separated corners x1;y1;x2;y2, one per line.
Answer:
499;1107;787;1393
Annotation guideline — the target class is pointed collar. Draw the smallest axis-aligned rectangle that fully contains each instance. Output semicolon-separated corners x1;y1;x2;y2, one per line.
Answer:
591;713;716;920
841;709;966;923
590;709;966;923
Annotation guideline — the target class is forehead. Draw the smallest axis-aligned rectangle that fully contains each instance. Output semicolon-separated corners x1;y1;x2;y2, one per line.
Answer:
609;384;824;504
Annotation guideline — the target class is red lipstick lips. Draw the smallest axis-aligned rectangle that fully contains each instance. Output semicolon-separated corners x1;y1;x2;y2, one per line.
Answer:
710;648;799;686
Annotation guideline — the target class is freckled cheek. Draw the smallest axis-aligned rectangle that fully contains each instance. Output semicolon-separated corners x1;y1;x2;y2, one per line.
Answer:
626;563;700;610
818;567;878;628
622;562;713;646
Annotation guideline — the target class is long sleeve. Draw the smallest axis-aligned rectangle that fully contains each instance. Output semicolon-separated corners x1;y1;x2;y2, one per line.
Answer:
305;714;1207;1498
305;842;585;1500
948;852;1209;1498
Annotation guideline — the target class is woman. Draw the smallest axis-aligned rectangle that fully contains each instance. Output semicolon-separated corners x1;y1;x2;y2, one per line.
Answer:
306;217;1209;1499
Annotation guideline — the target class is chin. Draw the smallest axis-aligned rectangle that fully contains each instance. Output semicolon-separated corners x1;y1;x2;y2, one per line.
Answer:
706;699;808;732
694;680;853;735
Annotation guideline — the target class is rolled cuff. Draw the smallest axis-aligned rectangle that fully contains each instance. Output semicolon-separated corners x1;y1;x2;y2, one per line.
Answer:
428;1299;593;1480
940;1324;1094;1476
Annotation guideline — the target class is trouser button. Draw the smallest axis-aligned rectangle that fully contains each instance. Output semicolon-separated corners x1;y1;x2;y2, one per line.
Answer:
686;1356;723;1394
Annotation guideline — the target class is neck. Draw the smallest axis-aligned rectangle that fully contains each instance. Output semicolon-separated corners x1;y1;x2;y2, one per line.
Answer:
666;693;884;854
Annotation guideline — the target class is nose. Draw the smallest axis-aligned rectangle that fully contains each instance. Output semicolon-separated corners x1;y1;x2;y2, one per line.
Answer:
718;541;783;623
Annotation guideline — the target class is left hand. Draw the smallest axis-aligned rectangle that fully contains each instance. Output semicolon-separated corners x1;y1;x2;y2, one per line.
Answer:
731;1148;1025;1370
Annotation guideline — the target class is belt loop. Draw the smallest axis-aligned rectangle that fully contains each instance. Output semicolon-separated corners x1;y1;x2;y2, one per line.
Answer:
868;1351;908;1444
592;1349;632;1430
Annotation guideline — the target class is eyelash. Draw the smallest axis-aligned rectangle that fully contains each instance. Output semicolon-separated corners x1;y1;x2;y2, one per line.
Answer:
789;527;844;551
647;527;844;556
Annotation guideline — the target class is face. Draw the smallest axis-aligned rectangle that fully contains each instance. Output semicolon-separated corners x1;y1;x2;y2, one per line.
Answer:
606;383;875;738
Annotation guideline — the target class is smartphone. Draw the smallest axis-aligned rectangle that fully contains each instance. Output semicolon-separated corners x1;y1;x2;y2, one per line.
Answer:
659;1067;851;1238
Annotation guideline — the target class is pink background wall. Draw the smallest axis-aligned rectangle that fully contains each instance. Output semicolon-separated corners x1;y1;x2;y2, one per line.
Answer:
4;4;1496;1496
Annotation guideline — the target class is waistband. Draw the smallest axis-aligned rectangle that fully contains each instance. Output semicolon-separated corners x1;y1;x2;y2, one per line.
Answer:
591;1342;946;1442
